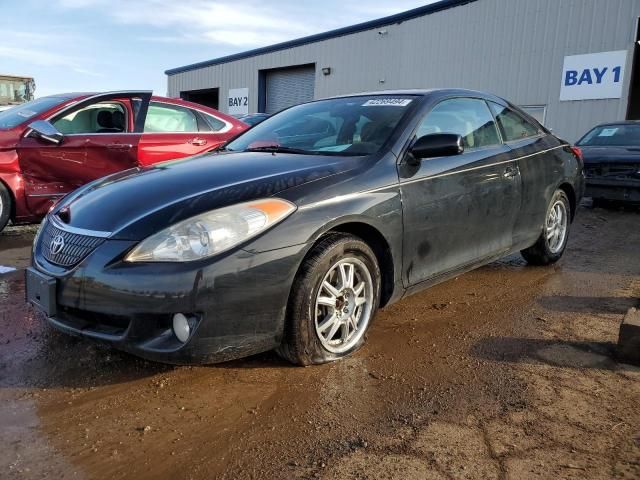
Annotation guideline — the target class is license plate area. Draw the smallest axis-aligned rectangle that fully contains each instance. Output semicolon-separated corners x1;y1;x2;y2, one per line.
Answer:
25;267;57;316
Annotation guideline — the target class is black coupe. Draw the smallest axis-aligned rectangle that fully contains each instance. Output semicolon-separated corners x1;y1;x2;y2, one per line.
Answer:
577;121;640;205
26;89;585;365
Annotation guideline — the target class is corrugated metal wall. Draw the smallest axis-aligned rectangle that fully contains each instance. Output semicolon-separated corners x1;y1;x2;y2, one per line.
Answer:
167;0;640;142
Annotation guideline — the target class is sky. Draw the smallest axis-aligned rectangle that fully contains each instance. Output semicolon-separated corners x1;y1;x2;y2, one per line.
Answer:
2;0;435;98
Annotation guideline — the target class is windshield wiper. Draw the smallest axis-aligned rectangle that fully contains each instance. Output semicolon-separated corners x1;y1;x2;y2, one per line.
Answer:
243;145;314;155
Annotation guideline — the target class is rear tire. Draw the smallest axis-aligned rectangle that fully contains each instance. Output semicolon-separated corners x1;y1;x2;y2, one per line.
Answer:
0;183;12;233
277;233;381;366
521;189;571;266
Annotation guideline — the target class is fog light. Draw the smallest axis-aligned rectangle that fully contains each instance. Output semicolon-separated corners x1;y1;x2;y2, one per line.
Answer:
172;313;191;343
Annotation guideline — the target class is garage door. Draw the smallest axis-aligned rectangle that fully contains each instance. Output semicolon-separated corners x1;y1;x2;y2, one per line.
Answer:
265;66;315;114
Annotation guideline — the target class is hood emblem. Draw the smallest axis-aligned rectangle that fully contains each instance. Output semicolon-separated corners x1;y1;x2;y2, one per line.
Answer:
50;235;65;255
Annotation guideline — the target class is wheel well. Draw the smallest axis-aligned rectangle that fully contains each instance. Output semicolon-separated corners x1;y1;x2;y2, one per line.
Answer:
323;222;395;307
558;183;576;220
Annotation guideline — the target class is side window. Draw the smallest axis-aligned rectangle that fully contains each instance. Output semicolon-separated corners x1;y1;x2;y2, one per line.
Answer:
144;102;198;133
489;102;540;141
201;112;227;132
52;102;127;134
417;98;500;149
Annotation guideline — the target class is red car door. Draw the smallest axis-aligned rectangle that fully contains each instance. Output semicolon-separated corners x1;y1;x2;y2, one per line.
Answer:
16;92;151;215
138;100;245;166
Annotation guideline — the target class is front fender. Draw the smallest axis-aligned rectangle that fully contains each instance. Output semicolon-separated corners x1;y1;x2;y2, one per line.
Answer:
245;188;402;253
243;187;405;304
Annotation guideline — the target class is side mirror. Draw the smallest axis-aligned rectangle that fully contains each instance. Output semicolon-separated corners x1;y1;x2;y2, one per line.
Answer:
411;133;464;160
28;120;63;145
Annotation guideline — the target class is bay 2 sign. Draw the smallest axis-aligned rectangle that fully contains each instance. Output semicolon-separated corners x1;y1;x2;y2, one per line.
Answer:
228;88;249;116
560;50;627;101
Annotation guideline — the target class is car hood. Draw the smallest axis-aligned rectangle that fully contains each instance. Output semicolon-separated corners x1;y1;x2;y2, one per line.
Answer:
53;151;353;240
581;145;640;164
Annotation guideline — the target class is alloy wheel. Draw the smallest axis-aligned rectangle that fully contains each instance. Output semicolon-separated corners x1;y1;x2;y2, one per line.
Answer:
314;257;374;354
546;199;568;254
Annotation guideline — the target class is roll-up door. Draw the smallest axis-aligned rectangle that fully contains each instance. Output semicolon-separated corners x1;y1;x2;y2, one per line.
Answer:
265;65;315;114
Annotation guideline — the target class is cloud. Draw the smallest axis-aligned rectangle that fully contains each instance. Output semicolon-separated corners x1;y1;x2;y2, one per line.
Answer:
54;0;438;50
57;0;105;6
0;28;101;76
14;0;433;97
72;67;103;77
55;0;365;48
0;45;76;68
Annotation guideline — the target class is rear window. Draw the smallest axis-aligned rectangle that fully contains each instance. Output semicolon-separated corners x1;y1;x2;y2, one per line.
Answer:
144;103;198;133
577;124;640;147
488;102;541;141
202;112;227;132
0;96;68;129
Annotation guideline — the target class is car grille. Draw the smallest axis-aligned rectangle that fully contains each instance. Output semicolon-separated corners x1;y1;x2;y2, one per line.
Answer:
585;163;640;180
56;306;131;337
39;220;105;267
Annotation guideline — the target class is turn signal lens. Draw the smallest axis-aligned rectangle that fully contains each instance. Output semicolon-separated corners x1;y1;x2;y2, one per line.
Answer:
125;198;296;262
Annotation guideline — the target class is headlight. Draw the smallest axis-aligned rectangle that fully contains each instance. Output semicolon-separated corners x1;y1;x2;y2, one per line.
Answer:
125;198;296;262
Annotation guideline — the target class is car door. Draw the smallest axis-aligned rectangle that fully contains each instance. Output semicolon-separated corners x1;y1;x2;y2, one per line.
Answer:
399;97;521;286
16;91;151;215
137;101;235;166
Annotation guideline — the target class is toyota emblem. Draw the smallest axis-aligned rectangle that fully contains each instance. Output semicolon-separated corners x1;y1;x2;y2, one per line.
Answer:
50;235;65;255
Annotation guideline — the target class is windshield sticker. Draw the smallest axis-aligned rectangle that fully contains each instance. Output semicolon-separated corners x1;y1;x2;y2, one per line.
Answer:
598;128;618;137
362;98;412;107
16;110;36;118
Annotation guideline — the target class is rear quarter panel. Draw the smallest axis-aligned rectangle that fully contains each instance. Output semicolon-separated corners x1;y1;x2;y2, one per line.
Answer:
511;134;583;250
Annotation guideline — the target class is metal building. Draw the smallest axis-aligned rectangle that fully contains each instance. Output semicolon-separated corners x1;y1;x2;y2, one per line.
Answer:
166;0;640;142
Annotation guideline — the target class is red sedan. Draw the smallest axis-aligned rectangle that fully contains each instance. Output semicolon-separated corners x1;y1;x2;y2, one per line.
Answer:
0;91;247;231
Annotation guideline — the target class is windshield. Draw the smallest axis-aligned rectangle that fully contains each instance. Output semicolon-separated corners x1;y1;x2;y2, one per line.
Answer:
577;124;640;147
0;96;68;130
226;95;418;156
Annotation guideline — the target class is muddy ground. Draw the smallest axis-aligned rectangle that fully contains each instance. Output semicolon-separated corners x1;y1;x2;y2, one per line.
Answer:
0;206;639;480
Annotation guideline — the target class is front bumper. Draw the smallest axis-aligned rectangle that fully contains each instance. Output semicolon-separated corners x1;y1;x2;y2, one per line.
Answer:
30;238;306;364
586;178;640;203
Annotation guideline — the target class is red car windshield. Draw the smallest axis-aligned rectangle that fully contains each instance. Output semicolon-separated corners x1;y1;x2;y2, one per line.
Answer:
0;96;69;129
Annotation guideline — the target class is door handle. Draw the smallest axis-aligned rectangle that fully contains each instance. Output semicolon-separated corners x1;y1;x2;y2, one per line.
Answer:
189;138;208;146
107;143;132;150
503;166;518;178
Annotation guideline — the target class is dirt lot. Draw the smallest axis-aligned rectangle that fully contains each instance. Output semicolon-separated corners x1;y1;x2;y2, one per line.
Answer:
0;206;639;480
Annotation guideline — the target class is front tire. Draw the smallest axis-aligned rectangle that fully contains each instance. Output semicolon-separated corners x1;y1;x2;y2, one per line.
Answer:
0;183;12;233
521;189;571;266
277;233;381;366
